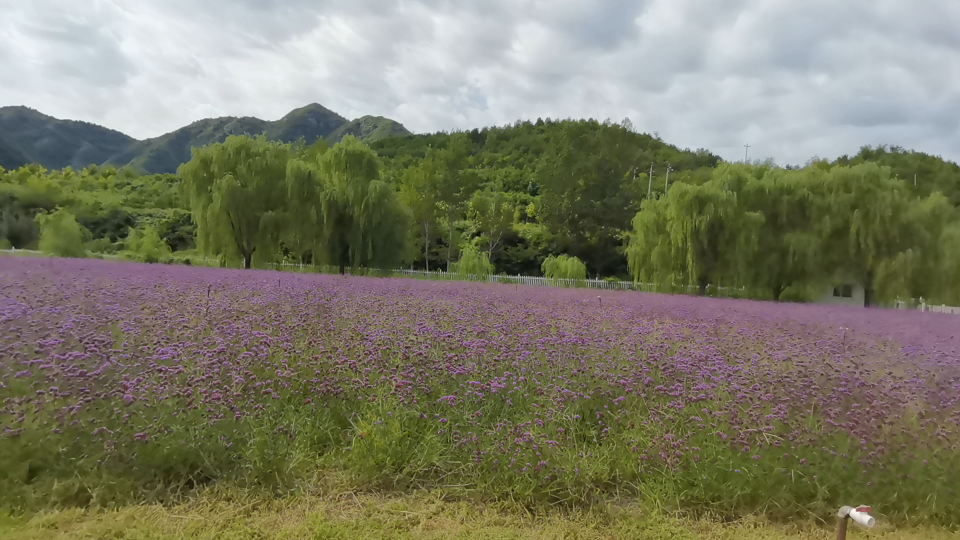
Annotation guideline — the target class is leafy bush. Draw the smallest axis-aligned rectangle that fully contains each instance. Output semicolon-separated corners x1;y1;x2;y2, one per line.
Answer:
542;254;587;286
35;208;90;258
451;244;494;280
86;237;121;255
123;225;173;263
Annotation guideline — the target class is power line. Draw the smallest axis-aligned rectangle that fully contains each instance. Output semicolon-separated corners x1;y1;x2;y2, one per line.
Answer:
744;143;751;163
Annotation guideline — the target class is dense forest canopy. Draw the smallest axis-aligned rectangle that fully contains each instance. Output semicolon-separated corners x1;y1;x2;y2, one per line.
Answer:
2;115;959;306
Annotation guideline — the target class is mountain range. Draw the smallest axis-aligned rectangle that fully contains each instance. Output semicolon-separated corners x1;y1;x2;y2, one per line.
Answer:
0;104;411;174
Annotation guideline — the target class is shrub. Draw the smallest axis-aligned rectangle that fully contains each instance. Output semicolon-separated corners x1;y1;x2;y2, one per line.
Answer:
452;244;494;281
123;225;173;263
542;254;587;286
35;208;90;258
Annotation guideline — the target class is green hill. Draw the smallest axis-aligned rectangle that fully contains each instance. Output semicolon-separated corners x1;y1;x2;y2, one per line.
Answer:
0;104;410;174
265;103;350;144
328;115;412;143
0;132;30;170
122;116;271;174
0;106;136;171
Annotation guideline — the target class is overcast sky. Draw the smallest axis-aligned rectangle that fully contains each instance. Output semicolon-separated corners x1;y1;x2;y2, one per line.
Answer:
2;0;959;165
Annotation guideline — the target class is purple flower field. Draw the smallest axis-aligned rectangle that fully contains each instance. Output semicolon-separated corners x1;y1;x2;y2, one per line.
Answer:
1;256;958;523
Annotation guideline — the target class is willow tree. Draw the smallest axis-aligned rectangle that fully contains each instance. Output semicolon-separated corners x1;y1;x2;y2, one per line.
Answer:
178;135;289;269
313;136;409;274
812;163;917;306
935;222;960;305
873;192;957;304
627;180;763;295
452;243;494;280
542;254;587;285
285;158;322;264
728;165;826;301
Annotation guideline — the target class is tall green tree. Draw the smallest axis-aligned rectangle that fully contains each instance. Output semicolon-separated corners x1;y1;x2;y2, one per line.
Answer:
313;136;409;274
398;158;441;271
534;122;646;277
178;135;290;269
469;190;514;260
873;192;957;304
935;222;960;305
433;135;481;271
627;179;763;295
835;144;960;206
812;163;917;306
292;137;329;164
722;165;825;301
285;158;323;263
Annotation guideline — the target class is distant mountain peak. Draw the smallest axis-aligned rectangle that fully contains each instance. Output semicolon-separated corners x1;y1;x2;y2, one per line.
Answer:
329;115;411;143
286;102;340;115
0;105;52;118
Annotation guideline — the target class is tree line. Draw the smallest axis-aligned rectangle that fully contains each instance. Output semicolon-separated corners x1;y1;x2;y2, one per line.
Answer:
1;117;958;305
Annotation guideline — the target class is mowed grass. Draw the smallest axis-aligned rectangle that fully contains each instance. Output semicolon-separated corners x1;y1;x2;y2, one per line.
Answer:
2;486;955;540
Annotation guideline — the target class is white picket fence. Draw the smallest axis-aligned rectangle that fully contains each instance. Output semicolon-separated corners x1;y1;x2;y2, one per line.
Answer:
391;268;641;291
894;298;960;314
281;264;744;295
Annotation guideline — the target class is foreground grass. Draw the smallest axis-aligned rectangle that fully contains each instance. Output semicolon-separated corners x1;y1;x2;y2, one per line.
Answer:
2;486;956;540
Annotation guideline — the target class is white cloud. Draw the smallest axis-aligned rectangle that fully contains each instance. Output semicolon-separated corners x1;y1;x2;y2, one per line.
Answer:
2;0;960;165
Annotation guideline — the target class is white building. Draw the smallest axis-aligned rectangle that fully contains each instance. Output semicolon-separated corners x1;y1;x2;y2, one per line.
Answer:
816;281;866;307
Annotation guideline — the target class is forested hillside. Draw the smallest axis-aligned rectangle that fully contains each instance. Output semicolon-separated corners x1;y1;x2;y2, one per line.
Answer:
0;104;410;174
2;116;958;306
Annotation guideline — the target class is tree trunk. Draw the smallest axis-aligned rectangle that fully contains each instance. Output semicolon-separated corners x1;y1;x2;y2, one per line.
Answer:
772;285;786;302
864;272;874;307
424;223;430;272
697;276;709;296
241;245;256;270
447;216;454;272
339;250;348;275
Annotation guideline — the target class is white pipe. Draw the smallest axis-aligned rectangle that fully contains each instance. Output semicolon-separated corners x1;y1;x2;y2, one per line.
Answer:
848;508;875;528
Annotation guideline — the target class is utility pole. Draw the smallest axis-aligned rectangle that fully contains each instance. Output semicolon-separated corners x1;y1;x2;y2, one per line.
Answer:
647;163;654;199
664;163;673;194
744;143;751;163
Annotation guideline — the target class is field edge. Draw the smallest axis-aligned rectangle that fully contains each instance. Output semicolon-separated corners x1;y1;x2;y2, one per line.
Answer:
0;487;955;540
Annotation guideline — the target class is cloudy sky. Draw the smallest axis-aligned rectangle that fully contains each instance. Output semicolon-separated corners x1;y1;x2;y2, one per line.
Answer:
2;0;959;165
